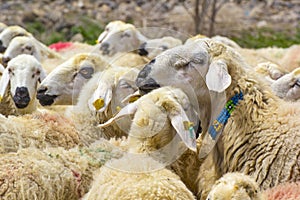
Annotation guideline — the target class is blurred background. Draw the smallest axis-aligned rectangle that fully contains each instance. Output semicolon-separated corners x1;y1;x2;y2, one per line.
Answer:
0;0;299;48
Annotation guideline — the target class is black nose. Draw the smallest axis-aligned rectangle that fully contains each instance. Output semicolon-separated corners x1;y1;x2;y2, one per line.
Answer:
37;86;58;106
13;87;30;108
2;56;10;66
138;42;148;56
100;42;110;55
137;78;160;94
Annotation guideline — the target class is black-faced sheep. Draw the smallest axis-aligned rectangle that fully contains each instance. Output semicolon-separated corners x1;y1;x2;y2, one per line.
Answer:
136;39;300;199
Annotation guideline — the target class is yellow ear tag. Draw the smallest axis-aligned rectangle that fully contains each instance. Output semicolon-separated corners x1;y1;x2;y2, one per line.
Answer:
128;96;140;103
93;98;105;110
116;106;121;112
183;121;194;130
95;40;99;44
0;96;2;102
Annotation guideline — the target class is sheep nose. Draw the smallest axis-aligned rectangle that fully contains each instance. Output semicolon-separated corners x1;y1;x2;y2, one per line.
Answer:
2;56;10;66
13;87;30;108
100;42;110;55
15;87;29;97
138;42;148;56
0;40;6;53
37;86;48;95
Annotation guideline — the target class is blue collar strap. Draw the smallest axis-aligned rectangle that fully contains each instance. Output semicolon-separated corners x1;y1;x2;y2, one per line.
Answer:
208;92;244;139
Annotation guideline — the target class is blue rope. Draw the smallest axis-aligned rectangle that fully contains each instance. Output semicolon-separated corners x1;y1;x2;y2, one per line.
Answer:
208;92;244;139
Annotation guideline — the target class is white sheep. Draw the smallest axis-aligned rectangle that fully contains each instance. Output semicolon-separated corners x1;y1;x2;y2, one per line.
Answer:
0;54;47;116
98;86;202;194
206;172;265;200
0;111;80;153
138;36;183;59
0;25;32;53
0;139;122;199
97;20;148;56
37;53;111;106
135;39;300;199
2;36;63;71
84;154;196;200
270;67;300;101
67;66;139;145
85;86;200;200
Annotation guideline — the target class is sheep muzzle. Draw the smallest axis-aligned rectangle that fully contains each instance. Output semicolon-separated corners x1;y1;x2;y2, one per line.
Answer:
13;87;31;108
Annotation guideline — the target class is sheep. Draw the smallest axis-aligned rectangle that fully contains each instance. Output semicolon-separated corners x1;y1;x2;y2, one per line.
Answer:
0;62;4;74
270;67;300;101
280;44;300;72
83;154;196;200
85;86;200;200
135;39;300;199
138;36;183;59
67;66;140;145
97;20;148;56
0;139;122;199
0;111;80;153
37;53;111;106
0;54;47;116
0;25;32;53
98;86;202;194
2;36;63;71
206;172;266;200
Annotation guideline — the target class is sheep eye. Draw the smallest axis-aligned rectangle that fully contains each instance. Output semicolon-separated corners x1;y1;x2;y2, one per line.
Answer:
8;68;14;75
36;70;40;75
79;67;94;79
160;45;168;50
119;80;132;89
295;79;300;87
121;32;130;38
32;74;35;78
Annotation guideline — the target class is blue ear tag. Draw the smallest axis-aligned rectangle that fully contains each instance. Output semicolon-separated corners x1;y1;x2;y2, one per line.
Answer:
208;92;243;140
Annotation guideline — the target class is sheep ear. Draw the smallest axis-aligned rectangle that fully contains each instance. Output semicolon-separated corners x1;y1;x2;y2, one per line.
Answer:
206;60;231;92
98;101;138;128
0;68;10;102
89;82;113;113
97;30;108;43
166;103;197;152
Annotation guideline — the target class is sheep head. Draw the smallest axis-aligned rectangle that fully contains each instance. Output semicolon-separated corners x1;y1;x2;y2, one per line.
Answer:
0;54;46;110
37;53;111;106
99;86;199;153
0;26;32;53
97;21;147;56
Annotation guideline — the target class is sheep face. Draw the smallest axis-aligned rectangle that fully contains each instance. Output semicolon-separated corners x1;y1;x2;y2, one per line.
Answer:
136;40;211;99
37;54;104;106
100;87;198;154
138;37;183;59
98;25;147;56
2;36;41;66
0;26;31;53
136;39;233;133
271;67;300;101
0;54;46;109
